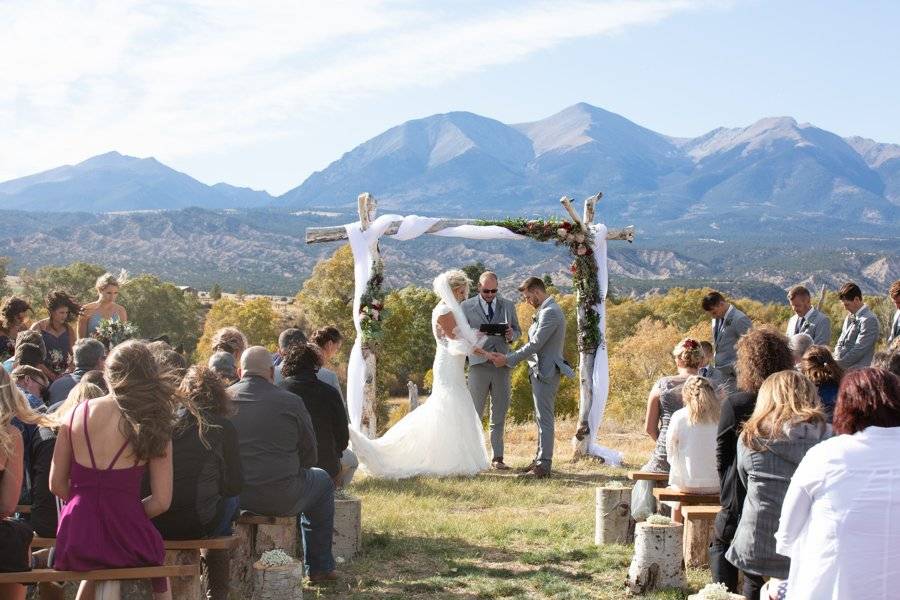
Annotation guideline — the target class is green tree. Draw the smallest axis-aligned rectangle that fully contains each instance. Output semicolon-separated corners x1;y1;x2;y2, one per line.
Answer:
0;257;10;299
295;246;356;364
195;297;280;362
378;286;439;396
119;275;204;353
210;283;222;300
20;262;107;309
542;274;554;288
461;261;486;297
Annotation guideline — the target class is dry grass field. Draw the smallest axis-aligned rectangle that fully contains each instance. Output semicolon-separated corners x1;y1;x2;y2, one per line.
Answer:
309;411;711;599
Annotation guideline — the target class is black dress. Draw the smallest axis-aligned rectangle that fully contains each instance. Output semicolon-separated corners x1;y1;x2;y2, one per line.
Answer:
281;372;350;478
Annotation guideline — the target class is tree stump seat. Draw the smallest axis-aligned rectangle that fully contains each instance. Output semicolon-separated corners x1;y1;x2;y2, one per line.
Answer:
333;496;362;562
680;505;720;568
232;511;299;598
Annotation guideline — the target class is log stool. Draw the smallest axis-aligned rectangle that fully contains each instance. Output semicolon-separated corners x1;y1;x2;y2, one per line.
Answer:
626;520;686;594
680;505;720;568
594;485;633;545
232;513;299;598
333;495;362;561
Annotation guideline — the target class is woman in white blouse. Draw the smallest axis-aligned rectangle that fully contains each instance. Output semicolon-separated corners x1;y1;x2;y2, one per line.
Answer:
775;368;900;600
666;375;720;493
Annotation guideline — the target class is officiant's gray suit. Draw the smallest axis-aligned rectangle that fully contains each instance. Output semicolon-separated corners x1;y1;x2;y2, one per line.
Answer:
461;294;521;460
786;308;831;346
506;297;574;469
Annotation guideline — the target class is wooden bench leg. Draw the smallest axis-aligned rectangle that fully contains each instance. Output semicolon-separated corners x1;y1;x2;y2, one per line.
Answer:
682;516;716;568
165;549;201;600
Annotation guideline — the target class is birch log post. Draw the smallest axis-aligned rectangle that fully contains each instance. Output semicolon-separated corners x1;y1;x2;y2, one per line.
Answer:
407;380;419;411
626;521;686;594
252;560;304;600
594;484;632;545
358;193;379;438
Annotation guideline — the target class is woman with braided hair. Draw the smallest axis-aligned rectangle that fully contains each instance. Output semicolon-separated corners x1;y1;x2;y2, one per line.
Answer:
666;375;720;493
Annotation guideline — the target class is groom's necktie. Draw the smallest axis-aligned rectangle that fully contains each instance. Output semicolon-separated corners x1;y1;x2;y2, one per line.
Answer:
795;316;805;334
487;301;494;322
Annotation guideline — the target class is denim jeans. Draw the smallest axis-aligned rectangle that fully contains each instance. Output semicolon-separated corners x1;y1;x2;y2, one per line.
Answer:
294;467;336;575
211;496;241;537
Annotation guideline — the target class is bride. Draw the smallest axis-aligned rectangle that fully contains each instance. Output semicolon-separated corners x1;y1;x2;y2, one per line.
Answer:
349;269;491;478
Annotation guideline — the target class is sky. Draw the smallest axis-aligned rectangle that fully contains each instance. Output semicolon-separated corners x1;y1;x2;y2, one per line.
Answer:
2;0;899;195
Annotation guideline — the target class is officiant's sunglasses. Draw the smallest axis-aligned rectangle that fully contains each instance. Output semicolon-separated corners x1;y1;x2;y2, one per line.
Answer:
481;288;498;294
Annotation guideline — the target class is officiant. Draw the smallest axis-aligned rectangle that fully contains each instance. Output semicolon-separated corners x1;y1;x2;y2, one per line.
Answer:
461;271;521;470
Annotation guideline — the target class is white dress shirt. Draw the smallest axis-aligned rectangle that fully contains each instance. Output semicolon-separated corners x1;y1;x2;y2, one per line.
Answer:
775;426;900;599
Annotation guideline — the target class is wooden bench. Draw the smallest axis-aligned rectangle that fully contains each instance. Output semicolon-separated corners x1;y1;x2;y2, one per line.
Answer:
232;513;298;597
0;564;197;584
652;487;719;526
680;505;720;567
627;471;669;482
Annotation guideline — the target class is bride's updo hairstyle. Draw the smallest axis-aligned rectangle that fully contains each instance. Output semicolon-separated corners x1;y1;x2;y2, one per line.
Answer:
672;338;704;369
436;269;471;297
105;340;177;461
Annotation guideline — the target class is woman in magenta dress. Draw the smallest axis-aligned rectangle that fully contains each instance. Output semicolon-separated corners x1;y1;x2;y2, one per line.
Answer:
50;340;177;600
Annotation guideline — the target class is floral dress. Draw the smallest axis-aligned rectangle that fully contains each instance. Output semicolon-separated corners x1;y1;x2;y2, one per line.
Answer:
40;327;72;375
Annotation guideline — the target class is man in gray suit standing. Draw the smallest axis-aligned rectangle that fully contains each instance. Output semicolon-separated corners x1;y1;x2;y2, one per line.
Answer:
887;280;900;348
491;277;573;479
702;291;752;388
834;282;880;370
460;271;521;470
785;285;831;346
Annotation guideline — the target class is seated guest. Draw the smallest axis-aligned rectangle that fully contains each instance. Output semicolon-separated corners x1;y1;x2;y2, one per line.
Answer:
230;346;336;582
273;328;307;385
666;375;720;493
47;338;106;406
156;350;188;381
630;338;701;520
882;351;900;377
800;345;844;422
51;340;175;600
3;330;47;374
711;327;794;592
148;366;242;600
31;290;81;378
210;326;248;366
78;272;128;339
280;343;354;488
0;297;31;362
789;332;814;367
29;381;106;538
726;370;831;600
310;326;345;405
834;282;880;370
776;368;900;600
208;351;239;386
10;365;48;410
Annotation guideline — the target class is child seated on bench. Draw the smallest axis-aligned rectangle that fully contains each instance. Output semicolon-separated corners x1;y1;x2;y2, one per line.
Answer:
666;375;720;494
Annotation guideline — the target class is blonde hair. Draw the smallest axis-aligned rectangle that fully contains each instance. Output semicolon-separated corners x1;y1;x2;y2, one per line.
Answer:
95;272;120;291
53;381;106;427
672;338;704;369
681;376;720;425
0;369;53;456
740;370;825;451
444;270;471;295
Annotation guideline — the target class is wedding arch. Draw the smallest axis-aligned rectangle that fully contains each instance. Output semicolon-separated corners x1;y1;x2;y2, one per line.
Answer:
305;193;635;465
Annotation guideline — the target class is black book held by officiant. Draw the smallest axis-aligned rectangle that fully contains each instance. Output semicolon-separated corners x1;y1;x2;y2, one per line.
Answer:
479;323;507;336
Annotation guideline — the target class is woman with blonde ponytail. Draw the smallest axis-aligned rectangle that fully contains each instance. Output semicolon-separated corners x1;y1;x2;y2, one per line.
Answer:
665;375;720;493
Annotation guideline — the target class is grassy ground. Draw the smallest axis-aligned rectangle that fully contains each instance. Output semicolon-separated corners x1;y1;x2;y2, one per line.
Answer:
309;415;710;599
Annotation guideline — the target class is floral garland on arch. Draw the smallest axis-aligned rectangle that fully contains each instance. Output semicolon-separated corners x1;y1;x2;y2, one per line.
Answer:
476;218;603;352
358;258;386;349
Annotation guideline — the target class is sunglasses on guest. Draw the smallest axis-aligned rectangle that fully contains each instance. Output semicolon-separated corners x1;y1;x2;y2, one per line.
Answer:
481;288;498;294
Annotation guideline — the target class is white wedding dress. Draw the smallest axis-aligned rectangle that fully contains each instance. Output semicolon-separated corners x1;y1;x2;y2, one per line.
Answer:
348;275;490;479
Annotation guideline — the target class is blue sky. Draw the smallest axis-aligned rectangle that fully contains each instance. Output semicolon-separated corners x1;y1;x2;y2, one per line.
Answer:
2;0;899;195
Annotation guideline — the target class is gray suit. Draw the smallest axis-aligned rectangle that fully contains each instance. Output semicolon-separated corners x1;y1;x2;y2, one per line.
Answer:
888;309;900;347
712;305;752;377
506;297;574;468
834;305;880;370
461;295;521;459
785;308;831;346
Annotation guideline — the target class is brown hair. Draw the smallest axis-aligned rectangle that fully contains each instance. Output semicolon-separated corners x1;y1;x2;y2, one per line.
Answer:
735;326;794;393
672;338;704;369
833;368;900;435
0;297;31;332
682;376;720;425
787;285;811;300
889;280;900;299
281;343;324;378
838;282;862;302
740;370;825;451
176;366;230;447
518;276;546;293
211;327;248;357
46;290;82;324
311;326;342;348
105;340;177;461
701;291;726;311
800;345;844;387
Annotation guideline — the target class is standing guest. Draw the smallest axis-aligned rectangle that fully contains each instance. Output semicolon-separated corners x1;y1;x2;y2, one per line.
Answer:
666;375;720;493
31;291;81;378
3;330;47;374
229;346;336;582
834;282;880;370
630;339;701;519
710;326;794;592
47;338;106;406
785;285;831;345
726;370;831;600
0;298;31;362
78;272;128;340
789;332;814;367
148;366;242;600
272;328;306;385
701;291;752;390
800;345;844;422
210;327;248;367
461;272;521;469
776;368;900;600
281;343;354;487
208;351;239;386
887;280;900;347
50;340;175;600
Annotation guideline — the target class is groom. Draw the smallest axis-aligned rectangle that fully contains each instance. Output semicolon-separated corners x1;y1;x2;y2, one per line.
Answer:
491;276;573;479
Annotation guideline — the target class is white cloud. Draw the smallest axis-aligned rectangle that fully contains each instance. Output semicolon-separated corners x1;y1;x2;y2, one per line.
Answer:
0;0;708;186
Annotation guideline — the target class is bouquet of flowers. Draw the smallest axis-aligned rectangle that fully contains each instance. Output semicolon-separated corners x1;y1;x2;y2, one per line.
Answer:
92;319;140;349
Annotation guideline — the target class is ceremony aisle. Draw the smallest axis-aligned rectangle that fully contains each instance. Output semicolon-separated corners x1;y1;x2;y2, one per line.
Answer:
320;418;709;599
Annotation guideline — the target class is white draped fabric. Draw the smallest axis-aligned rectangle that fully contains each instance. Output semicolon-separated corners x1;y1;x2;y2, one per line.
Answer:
343;214;620;465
